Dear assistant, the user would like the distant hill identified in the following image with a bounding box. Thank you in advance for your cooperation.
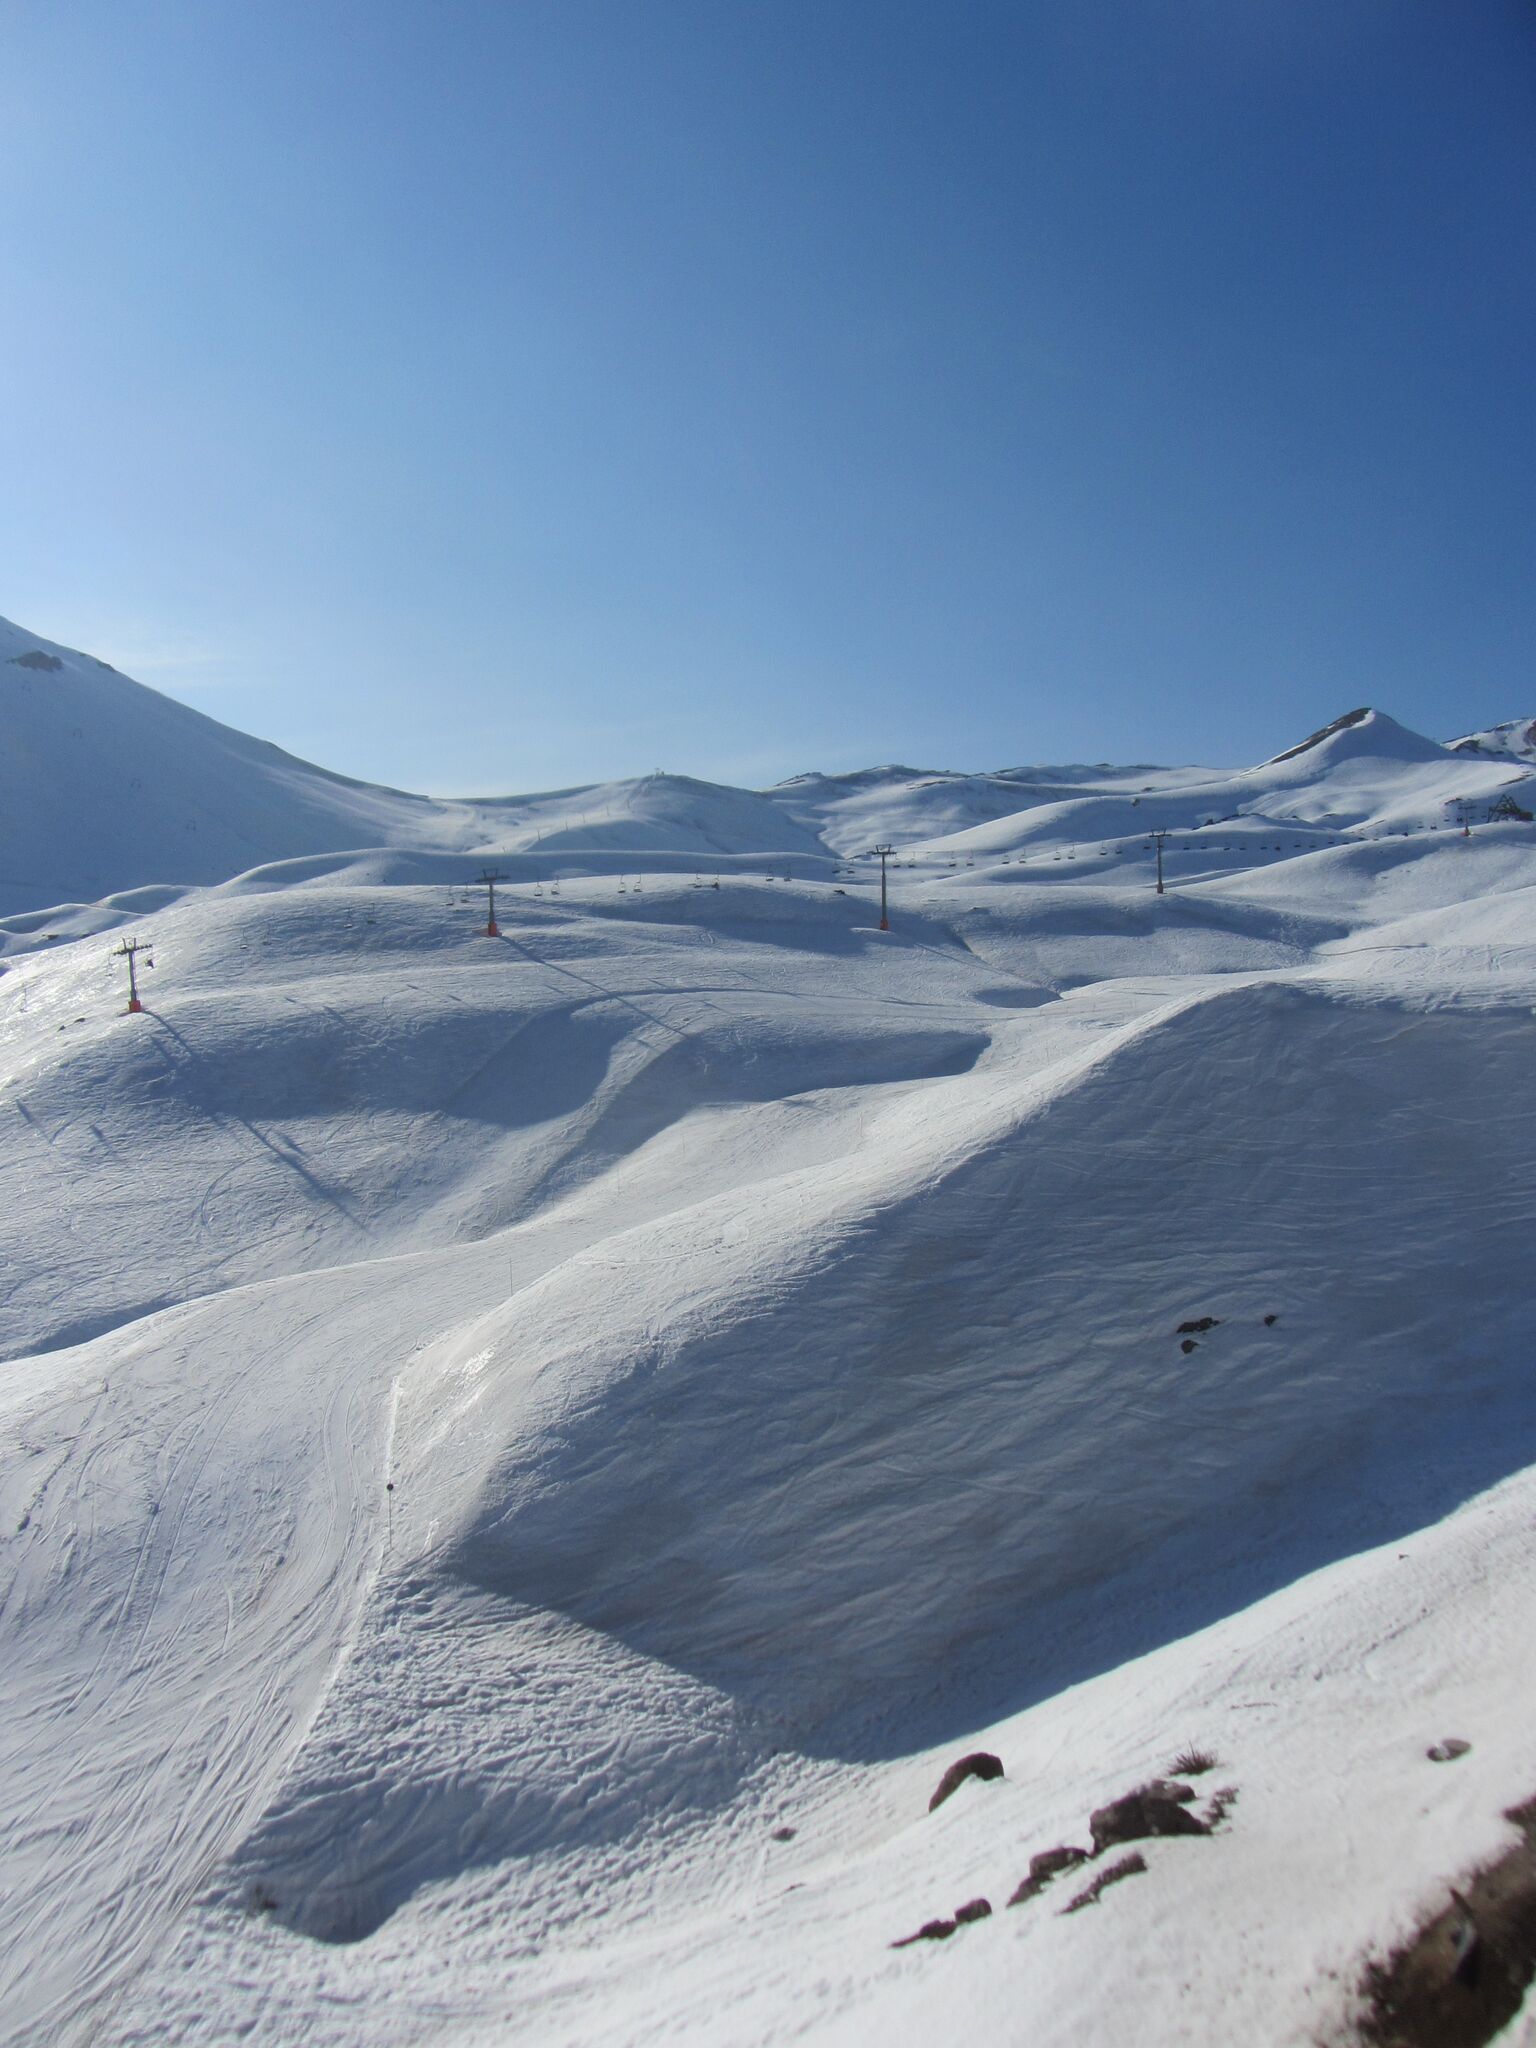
[4,608,1533,914]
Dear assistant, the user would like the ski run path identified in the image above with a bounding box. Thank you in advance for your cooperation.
[2,635,1536,2046]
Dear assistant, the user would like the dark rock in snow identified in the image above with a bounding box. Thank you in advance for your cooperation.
[1264,1313,1279,1326]
[1138,1778,1197,1804]
[9,650,62,672]
[928,1751,1005,1812]
[1062,1853,1147,1914]
[1090,1789,1210,1853]
[1358,1793,1536,2044]
[1204,1785,1240,1828]
[771,1825,797,1841]
[954,1898,992,1924]
[891,1917,956,1947]
[1176,1317,1221,1334]
[1008,1846,1089,1906]
[1427,1738,1472,1763]
[1181,1338,1198,1354]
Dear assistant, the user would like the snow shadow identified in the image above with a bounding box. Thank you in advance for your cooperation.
[445,985,1536,1762]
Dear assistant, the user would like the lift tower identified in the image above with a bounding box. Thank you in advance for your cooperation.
[114,936,152,1014]
[478,869,509,938]
[869,845,895,932]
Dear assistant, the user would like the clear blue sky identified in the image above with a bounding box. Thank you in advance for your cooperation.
[3,1,1534,792]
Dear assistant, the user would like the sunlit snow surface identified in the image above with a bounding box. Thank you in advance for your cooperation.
[3,625,1536,2045]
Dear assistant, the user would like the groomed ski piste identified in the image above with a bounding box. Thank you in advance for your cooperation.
[3,612,1536,2046]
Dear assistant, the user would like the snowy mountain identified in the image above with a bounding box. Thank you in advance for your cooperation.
[4,612,1536,2047]
[1450,714,1536,761]
[7,613,1534,927]
[0,615,822,919]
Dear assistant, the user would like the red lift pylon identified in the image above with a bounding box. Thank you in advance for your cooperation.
[114,936,152,1014]
[477,869,509,937]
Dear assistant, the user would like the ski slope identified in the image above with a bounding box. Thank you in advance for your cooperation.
[3,620,1536,2046]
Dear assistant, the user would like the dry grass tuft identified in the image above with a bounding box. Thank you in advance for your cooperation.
[1170,1745,1219,1777]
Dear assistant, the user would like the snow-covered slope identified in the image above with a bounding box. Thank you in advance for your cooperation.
[0,617,822,917]
[4,613,1536,2048]
[0,614,451,914]
[1451,715,1536,760]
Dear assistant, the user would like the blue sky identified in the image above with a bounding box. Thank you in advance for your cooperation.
[3,1,1534,792]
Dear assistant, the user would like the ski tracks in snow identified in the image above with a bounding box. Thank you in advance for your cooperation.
[0,1273,420,2047]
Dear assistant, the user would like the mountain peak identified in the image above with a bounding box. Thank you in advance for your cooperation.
[1263,706,1446,770]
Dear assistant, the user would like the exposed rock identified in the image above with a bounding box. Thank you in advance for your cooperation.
[1428,1739,1472,1764]
[1205,1785,1240,1828]
[928,1751,1005,1812]
[1138,1778,1197,1804]
[1176,1317,1221,1334]
[1268,706,1370,765]
[953,1898,992,1924]
[1180,1338,1198,1354]
[891,1917,956,1948]
[1062,1853,1147,1914]
[771,1825,797,1841]
[1089,1789,1210,1852]
[1360,1794,1536,2046]
[1008,1846,1088,1907]
[1264,1313,1279,1326]
[9,650,62,672]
